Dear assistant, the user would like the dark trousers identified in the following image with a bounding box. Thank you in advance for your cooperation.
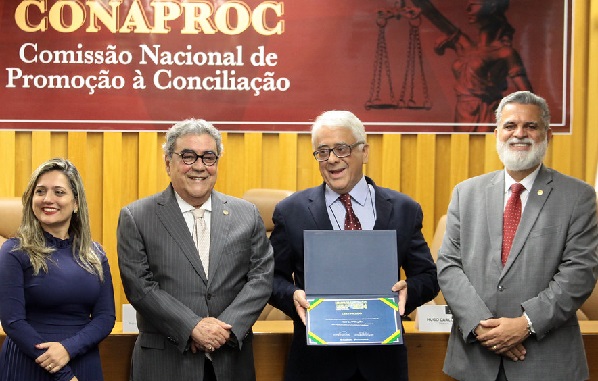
[346,370,367,381]
[204,360,217,381]
[496,360,508,381]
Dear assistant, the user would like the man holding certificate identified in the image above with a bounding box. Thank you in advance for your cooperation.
[269,110,439,381]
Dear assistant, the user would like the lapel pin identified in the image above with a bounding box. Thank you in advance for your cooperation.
[537,190,544,196]
[223,210,229,215]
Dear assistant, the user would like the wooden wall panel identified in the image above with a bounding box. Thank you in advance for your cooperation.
[449,134,470,186]
[243,132,264,194]
[482,135,502,174]
[67,132,88,181]
[261,134,280,189]
[588,1,598,186]
[220,133,247,197]
[581,0,596,184]
[31,131,52,173]
[275,133,299,191]
[51,132,68,159]
[156,133,171,192]
[123,133,139,204]
[416,135,436,239]
[14,133,31,198]
[365,134,383,186]
[102,133,123,314]
[86,133,104,252]
[219,132,229,195]
[400,135,418,198]
[434,135,452,223]
[464,135,481,177]
[380,134,402,192]
[137,133,154,199]
[0,131,16,196]
[551,135,573,176]
[297,133,321,190]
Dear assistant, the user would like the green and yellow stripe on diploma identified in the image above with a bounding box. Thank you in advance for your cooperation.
[307,298,402,345]
[308,298,324,310]
[379,297,401,344]
[308,331,327,344]
[307,299,327,344]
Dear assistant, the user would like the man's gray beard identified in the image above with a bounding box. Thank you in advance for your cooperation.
[496,137,547,171]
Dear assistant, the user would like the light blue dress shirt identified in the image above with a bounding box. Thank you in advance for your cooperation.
[325,177,376,230]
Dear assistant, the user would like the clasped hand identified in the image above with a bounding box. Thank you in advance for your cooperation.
[475,316,530,361]
[35,341,71,374]
[190,317,232,353]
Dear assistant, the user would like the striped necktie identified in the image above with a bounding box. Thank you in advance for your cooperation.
[192,208,210,277]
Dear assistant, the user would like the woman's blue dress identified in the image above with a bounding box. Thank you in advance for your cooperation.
[0,234,115,381]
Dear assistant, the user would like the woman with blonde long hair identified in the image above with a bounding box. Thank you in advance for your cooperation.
[0,158,115,381]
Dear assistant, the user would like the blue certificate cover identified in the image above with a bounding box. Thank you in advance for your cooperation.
[304,230,398,295]
[304,230,402,346]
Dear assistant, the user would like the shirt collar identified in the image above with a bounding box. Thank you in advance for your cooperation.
[325,176,368,207]
[503,165,541,194]
[174,191,212,214]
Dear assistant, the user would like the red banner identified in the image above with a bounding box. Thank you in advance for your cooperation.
[0,0,572,133]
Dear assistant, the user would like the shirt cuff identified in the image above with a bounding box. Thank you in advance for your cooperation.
[523,311,535,334]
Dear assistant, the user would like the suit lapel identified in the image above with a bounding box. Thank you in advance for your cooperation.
[503,166,553,273]
[373,185,392,230]
[486,172,506,270]
[307,185,334,230]
[155,186,207,282]
[207,191,229,285]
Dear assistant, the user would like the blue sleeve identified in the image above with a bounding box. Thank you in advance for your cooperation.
[0,241,116,381]
[0,241,75,380]
[61,245,116,358]
[401,204,440,315]
[269,204,301,320]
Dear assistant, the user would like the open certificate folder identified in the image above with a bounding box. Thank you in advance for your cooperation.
[304,230,403,346]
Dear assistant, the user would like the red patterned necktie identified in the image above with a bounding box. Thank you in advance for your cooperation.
[501,183,525,266]
[339,193,362,230]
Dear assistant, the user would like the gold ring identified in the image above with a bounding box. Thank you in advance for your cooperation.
[208,346,213,351]
[492,345,497,350]
[48,364,53,369]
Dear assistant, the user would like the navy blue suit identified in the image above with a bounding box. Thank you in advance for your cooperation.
[269,177,439,381]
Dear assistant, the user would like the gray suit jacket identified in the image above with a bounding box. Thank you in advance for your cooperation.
[117,185,274,381]
[437,165,598,381]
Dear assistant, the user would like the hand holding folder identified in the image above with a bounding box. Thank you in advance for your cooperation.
[304,230,403,345]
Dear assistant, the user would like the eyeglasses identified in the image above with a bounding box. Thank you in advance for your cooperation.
[313,142,365,162]
[173,150,219,166]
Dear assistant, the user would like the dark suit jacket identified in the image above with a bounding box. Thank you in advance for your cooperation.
[437,165,598,381]
[117,185,274,381]
[269,177,439,381]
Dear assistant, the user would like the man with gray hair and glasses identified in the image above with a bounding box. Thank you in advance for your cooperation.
[437,91,598,380]
[269,110,439,381]
[117,118,274,381]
